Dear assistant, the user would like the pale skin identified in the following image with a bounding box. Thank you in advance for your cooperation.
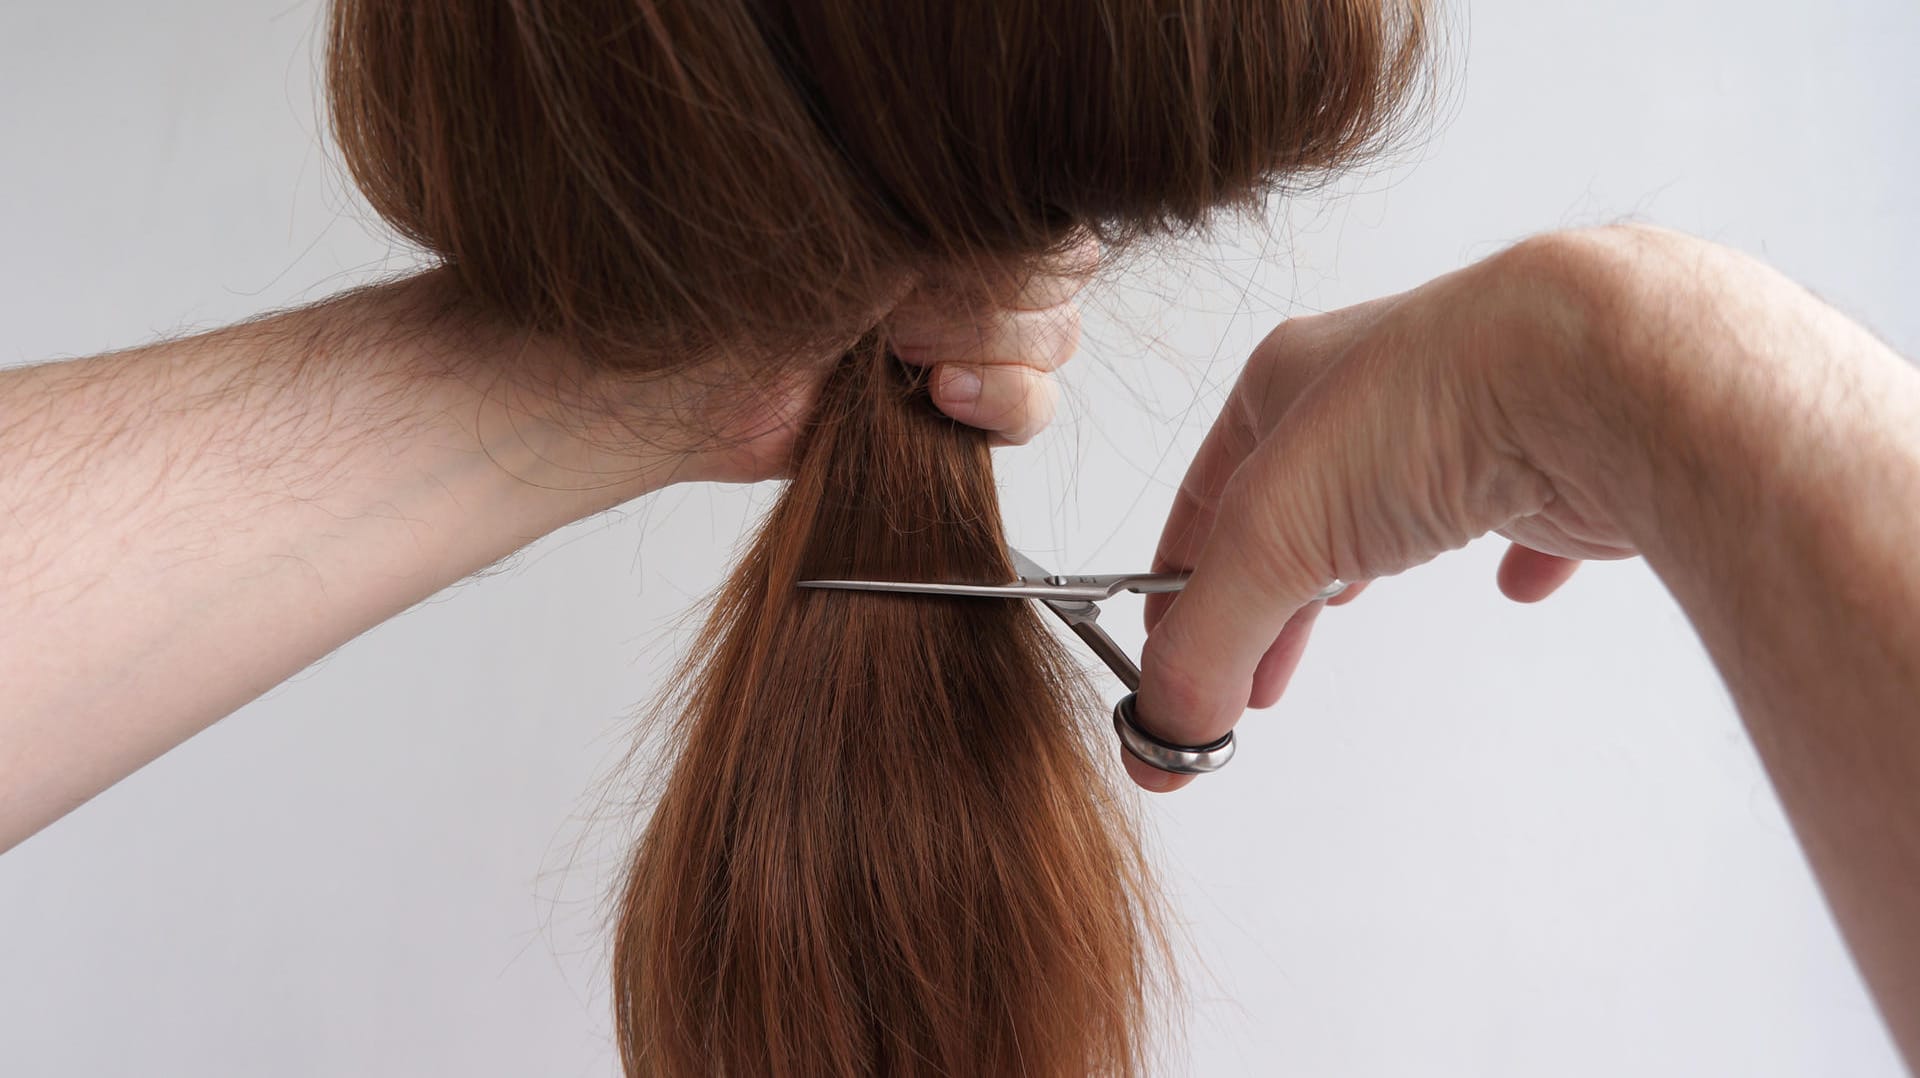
[0,264,1085,854]
[1135,224,1920,1065]
[1,224,1915,1064]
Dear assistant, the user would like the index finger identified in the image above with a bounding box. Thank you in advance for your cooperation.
[1141,392,1262,633]
[1004,232,1102,310]
[1142,308,1369,632]
[896,231,1099,321]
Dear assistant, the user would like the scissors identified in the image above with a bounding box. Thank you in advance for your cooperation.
[798,548,1346,775]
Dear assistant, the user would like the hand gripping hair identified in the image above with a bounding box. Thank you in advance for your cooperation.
[327,2,1429,1073]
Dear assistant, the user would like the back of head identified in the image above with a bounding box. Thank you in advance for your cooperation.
[328,0,1428,368]
[326,2,1430,1075]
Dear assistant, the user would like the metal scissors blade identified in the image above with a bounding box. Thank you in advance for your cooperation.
[797,547,1347,775]
[1008,549,1147,691]
[796,558,1189,605]
[797,549,1343,609]
[797,547,1178,691]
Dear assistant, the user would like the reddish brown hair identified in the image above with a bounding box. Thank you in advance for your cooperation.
[328,0,1427,370]
[327,1,1430,1073]
[614,346,1163,1073]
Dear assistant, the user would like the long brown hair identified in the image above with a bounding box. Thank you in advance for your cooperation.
[613,345,1162,1073]
[327,1,1430,1073]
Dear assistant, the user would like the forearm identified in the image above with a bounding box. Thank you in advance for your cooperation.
[0,276,667,851]
[1576,235,1920,1060]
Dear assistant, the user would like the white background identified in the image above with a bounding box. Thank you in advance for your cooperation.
[2,2,1915,1075]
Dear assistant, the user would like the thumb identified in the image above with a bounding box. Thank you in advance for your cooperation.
[1132,426,1349,754]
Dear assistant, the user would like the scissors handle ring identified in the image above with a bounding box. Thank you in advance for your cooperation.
[1111,692,1236,775]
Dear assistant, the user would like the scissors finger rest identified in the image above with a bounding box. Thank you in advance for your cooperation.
[1111,692,1235,775]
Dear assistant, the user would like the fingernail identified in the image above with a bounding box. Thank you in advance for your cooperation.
[938,366,982,405]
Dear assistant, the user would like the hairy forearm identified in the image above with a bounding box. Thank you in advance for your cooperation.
[0,276,667,850]
[1583,236,1920,1061]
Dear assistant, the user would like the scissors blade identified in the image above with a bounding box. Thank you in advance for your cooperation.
[799,547,1110,602]
[797,548,1150,690]
[793,577,1107,600]
[1006,550,1144,689]
[1002,548,1096,623]
[1007,548,1057,586]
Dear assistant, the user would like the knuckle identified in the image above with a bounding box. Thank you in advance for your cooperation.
[1006,305,1074,367]
[1501,227,1648,304]
[1062,232,1103,278]
[1015,239,1100,309]
[973,365,1040,425]
[1252,315,1320,365]
[1001,374,1057,443]
[1242,315,1339,413]
[1050,302,1082,367]
[1173,463,1228,520]
[1027,373,1059,420]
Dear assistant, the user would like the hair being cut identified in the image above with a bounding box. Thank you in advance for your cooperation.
[327,1,1430,1074]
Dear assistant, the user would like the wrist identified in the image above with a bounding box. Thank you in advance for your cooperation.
[348,272,697,526]
[1463,228,1661,536]
[1479,227,1801,558]
[1497,226,1920,572]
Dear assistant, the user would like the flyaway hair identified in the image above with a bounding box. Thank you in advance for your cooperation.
[326,1,1432,1074]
